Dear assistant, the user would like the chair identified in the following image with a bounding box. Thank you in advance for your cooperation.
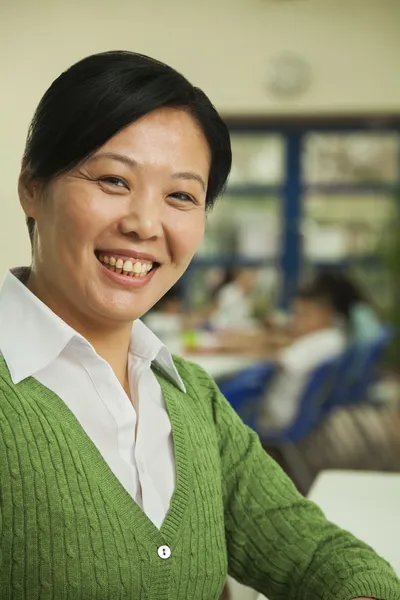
[218,362,276,430]
[322,344,359,413]
[261,357,339,444]
[259,357,339,492]
[323,326,394,415]
[326,326,394,414]
[346,326,394,405]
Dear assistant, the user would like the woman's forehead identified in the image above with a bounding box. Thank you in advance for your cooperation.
[94,108,211,171]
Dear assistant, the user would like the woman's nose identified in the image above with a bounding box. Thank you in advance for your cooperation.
[119,194,163,240]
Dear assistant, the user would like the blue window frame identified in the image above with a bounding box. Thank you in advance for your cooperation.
[183,116,400,311]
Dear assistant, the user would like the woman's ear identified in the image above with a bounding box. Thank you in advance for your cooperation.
[18,171,41,219]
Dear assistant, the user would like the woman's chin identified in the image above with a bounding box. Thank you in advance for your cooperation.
[85,291,148,324]
[84,277,172,325]
[104,303,147,323]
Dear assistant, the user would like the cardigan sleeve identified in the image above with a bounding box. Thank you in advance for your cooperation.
[179,359,400,600]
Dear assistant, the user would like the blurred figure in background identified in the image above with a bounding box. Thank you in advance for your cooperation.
[210,268,257,330]
[261,271,380,431]
[312,271,381,345]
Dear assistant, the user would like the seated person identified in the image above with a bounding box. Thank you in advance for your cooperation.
[210,268,258,330]
[311,271,382,345]
[261,278,348,431]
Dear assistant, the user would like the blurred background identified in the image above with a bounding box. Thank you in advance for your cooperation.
[1,1,399,597]
[1,0,399,341]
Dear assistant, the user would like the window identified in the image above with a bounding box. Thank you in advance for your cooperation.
[183,120,400,312]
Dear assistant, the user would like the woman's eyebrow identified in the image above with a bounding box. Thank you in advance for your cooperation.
[86,152,207,191]
[86,152,137,169]
[171,172,206,192]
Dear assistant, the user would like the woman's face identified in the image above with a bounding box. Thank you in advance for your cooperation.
[22,108,210,327]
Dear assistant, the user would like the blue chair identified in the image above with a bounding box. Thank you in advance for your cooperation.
[322,326,394,418]
[218,362,276,430]
[261,357,338,444]
[345,326,394,405]
[322,344,359,413]
[259,357,339,492]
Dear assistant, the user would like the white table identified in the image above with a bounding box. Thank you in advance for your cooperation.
[182,353,260,381]
[232,470,400,600]
[308,470,400,576]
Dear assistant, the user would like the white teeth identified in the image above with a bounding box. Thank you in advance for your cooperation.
[98,253,154,278]
[123,260,133,273]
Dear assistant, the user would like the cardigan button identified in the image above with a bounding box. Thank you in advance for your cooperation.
[157,545,171,560]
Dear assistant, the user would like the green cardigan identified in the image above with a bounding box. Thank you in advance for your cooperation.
[0,355,398,600]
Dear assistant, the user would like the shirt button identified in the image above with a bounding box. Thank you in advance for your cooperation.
[157,545,171,560]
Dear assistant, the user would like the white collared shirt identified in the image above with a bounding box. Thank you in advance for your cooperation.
[0,269,186,529]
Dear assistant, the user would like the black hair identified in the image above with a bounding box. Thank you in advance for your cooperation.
[22,50,232,244]
[296,270,368,327]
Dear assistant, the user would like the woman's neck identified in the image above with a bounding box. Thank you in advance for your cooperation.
[87,329,133,401]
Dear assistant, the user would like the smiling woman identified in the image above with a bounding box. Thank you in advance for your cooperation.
[18,52,226,337]
[0,51,398,600]
[20,107,211,330]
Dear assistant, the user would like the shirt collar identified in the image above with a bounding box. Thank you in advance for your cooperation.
[0,267,185,392]
[129,319,186,392]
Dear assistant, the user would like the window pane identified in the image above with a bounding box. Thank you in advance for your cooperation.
[300,262,394,313]
[196,196,281,259]
[303,133,400,184]
[304,193,397,260]
[229,134,284,186]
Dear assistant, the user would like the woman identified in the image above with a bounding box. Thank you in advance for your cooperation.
[0,51,398,600]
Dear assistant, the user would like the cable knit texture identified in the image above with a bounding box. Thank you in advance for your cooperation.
[0,355,398,600]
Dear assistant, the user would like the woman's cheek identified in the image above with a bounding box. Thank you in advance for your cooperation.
[167,210,205,257]
[181,219,205,259]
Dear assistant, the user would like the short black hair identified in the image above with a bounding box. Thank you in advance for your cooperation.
[22,50,232,244]
[296,286,333,305]
[296,270,367,325]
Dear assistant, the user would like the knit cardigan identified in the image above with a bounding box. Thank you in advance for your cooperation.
[0,355,398,600]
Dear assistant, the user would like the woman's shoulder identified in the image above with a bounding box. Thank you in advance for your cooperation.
[171,354,217,399]
[170,354,251,442]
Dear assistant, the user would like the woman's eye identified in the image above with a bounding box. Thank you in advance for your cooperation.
[169,192,195,203]
[99,176,128,189]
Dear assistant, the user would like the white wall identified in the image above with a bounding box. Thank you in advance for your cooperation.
[1,0,399,275]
